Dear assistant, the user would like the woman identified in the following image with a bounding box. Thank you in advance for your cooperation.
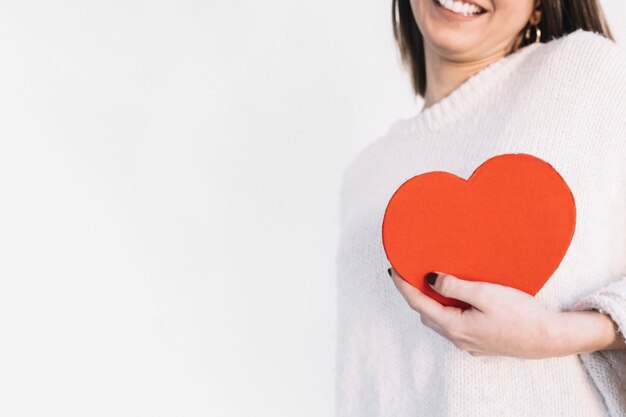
[334,0,626,416]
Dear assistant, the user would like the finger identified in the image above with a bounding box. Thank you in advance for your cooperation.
[426,271,490,311]
[388,267,448,319]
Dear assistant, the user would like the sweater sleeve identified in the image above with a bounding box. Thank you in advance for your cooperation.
[570,282,626,416]
[564,29,626,417]
[570,166,626,417]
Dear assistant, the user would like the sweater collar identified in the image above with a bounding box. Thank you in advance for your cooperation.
[409,41,544,134]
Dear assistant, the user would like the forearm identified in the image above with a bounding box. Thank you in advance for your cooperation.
[550,310,626,356]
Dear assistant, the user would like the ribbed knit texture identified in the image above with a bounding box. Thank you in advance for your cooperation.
[334,29,626,417]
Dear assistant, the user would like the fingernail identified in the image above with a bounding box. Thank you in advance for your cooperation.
[425,272,438,286]
[387,268,392,277]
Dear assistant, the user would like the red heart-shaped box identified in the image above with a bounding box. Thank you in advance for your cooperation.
[381,153,576,309]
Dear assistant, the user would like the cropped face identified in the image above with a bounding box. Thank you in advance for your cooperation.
[411,0,540,60]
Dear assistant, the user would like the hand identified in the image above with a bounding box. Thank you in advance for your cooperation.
[387,268,563,359]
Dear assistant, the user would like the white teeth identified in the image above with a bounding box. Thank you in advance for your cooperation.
[460,3,474,14]
[437,0,484,16]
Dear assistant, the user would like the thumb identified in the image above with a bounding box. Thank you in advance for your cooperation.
[425,271,489,310]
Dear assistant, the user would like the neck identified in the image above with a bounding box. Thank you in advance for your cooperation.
[421,43,513,111]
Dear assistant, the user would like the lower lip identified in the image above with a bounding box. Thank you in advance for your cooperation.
[432,0,487,21]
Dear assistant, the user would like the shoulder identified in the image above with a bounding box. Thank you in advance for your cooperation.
[563,29,625,71]
[518,29,626,123]
[549,28,620,50]
[536,29,626,89]
[338,118,408,196]
[547,30,626,156]
[542,28,624,59]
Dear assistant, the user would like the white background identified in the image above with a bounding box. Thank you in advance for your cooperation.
[0,1,624,416]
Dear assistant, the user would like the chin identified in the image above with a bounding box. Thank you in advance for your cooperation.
[424,30,481,55]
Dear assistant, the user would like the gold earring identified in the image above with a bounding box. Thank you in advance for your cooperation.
[524,23,541,43]
[535,25,541,43]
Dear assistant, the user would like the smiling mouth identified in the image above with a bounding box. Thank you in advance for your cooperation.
[432,0,488,16]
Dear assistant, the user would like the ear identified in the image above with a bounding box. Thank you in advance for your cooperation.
[532,0,542,24]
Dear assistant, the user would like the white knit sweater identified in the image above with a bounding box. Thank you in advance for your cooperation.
[334,29,626,417]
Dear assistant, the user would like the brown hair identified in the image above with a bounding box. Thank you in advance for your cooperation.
[392,0,615,97]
